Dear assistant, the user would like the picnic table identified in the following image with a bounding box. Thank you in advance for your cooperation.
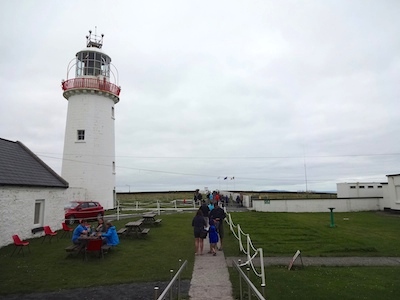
[124,220,150,238]
[142,213,162,225]
[66,235,107,257]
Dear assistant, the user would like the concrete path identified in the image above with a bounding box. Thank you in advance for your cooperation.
[188,238,234,300]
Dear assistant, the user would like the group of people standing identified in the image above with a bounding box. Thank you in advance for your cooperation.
[192,194,226,256]
[195,190,243,207]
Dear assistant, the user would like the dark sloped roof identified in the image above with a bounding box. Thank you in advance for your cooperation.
[0,138,68,188]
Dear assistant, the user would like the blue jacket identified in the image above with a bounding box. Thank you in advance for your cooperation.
[101,226,119,246]
[72,224,87,243]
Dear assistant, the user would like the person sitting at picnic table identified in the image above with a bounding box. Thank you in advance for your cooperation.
[95,217,107,234]
[72,219,89,245]
[99,220,119,246]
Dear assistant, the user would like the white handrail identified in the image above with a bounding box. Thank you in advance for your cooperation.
[225,212,266,289]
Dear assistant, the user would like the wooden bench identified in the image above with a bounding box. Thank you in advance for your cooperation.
[154,219,162,225]
[117,228,127,235]
[140,228,150,237]
[101,245,112,253]
[65,244,81,257]
[65,245,80,252]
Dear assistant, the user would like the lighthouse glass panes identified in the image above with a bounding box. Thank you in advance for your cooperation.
[75,52,111,78]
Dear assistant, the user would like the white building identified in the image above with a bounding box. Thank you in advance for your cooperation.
[0,138,85,248]
[336,182,384,198]
[61,31,121,210]
[251,176,400,213]
[385,174,400,211]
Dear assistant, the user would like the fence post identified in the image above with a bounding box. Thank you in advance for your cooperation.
[247,267,251,299]
[238,224,244,252]
[169,269,174,299]
[258,248,266,297]
[178,259,182,300]
[247,234,251,261]
[238,259,243,300]
[228,213,234,233]
[136,201,139,211]
[154,286,159,300]
[116,200,120,221]
[157,200,161,215]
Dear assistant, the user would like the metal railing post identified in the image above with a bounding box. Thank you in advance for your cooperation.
[169,269,174,299]
[233,260,265,300]
[238,259,243,300]
[258,248,266,289]
[178,259,182,300]
[154,286,159,300]
[247,267,251,299]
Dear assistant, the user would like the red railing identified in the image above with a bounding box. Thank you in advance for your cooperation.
[62,78,121,97]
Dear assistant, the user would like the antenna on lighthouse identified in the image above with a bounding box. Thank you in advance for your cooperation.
[86,28,104,49]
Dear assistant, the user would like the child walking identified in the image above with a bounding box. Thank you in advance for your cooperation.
[208,219,219,256]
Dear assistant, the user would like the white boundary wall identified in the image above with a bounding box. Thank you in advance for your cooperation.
[251,198,381,213]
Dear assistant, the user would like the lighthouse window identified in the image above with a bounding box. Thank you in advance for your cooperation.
[77,130,85,141]
[76,51,111,78]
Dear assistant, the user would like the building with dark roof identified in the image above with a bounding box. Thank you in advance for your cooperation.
[0,138,86,248]
[0,138,69,188]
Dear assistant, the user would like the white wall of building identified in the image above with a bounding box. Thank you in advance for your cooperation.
[337,182,384,198]
[251,198,381,213]
[381,184,391,210]
[62,92,116,209]
[387,175,400,211]
[0,186,86,248]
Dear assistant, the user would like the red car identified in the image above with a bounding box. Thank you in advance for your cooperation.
[64,201,104,225]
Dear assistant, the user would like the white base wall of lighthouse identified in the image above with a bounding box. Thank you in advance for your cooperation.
[62,93,116,209]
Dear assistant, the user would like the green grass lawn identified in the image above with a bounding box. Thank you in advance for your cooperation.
[229,266,400,300]
[223,211,400,257]
[0,212,196,295]
[2,209,400,298]
[224,211,400,299]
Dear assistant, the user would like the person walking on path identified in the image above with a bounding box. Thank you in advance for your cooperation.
[189,237,233,300]
[199,200,210,229]
[209,202,226,251]
[208,219,219,256]
[192,210,206,255]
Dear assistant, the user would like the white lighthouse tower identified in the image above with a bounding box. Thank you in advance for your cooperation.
[61,30,121,210]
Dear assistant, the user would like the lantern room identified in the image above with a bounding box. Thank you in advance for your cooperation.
[75,31,111,78]
[61,30,120,101]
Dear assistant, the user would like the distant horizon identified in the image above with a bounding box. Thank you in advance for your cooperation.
[115,189,338,194]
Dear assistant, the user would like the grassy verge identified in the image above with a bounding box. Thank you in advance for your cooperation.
[0,212,195,295]
[229,266,400,300]
[223,211,400,257]
[224,211,400,299]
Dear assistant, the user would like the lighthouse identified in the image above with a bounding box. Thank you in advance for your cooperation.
[61,30,121,210]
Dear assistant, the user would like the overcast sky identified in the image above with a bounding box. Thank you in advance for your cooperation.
[1,0,399,193]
